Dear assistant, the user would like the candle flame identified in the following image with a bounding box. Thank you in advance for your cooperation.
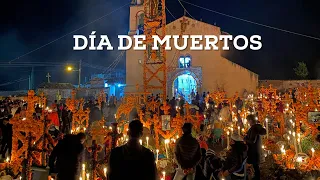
[296,157,302,162]
[311,148,315,153]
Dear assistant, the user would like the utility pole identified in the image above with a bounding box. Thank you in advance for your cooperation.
[28,75,31,90]
[78,59,82,88]
[31,67,34,89]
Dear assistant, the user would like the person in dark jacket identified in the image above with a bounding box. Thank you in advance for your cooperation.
[108,120,157,180]
[174,123,201,180]
[89,104,102,125]
[0,118,12,159]
[61,106,71,134]
[244,114,266,180]
[219,134,247,180]
[49,132,86,180]
[203,149,222,180]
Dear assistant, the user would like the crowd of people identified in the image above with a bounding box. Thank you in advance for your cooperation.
[49,115,266,180]
[0,92,267,180]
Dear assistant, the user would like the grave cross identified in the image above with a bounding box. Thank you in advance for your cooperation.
[46,73,51,83]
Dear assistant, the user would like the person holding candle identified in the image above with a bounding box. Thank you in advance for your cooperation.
[218,134,248,180]
[244,115,266,180]
[108,120,157,180]
[173,123,201,180]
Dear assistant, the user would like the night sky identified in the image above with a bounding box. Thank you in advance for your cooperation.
[0,0,319,90]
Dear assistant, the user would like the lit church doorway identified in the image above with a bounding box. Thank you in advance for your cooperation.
[173,73,197,103]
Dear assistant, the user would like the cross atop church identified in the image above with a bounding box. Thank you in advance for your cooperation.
[46,72,51,83]
[180,17,190,34]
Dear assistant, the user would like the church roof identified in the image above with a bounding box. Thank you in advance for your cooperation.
[167,16,221,30]
[166,16,258,77]
[38,82,75,89]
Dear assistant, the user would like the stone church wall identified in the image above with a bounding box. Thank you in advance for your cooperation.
[126,9,259,98]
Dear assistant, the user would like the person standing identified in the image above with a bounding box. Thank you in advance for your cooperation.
[49,133,86,180]
[0,118,12,159]
[174,123,201,180]
[244,115,266,180]
[108,120,157,180]
[89,103,102,125]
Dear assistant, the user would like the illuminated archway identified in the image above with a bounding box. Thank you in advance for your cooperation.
[173,73,197,102]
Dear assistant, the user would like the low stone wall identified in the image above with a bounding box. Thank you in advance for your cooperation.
[259,80,320,91]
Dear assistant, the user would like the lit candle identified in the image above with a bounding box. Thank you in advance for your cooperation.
[237,126,240,135]
[265,118,269,139]
[162,171,166,180]
[86,173,89,180]
[104,168,107,177]
[311,148,315,158]
[79,178,82,180]
[156,149,159,162]
[297,138,302,153]
[82,164,85,180]
[139,139,142,145]
[293,132,298,155]
[227,131,230,150]
[287,136,290,144]
[146,136,149,147]
[165,139,169,158]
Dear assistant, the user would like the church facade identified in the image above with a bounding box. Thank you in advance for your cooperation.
[126,2,259,99]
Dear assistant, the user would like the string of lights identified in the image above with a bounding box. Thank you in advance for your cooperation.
[179,0,320,41]
[8,2,131,63]
[166,7,176,19]
[177,0,195,19]
[0,78,29,87]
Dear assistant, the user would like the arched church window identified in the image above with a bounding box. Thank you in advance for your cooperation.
[136,12,144,35]
[185,56,191,67]
[179,56,191,68]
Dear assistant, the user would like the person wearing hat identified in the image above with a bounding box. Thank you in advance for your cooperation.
[244,114,266,180]
[219,134,247,180]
